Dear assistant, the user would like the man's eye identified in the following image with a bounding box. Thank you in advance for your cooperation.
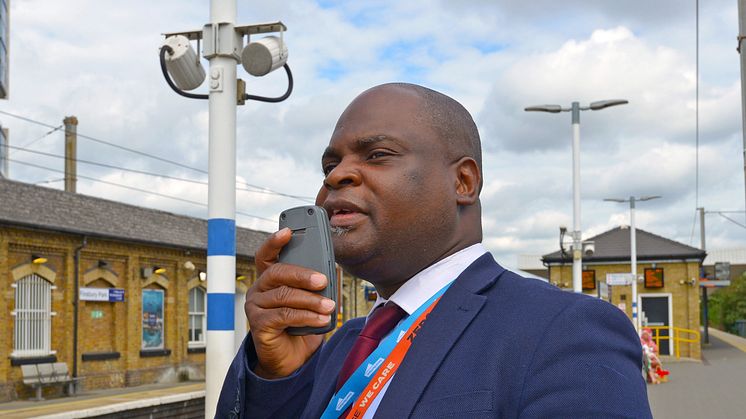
[369,151,390,160]
[323,164,337,176]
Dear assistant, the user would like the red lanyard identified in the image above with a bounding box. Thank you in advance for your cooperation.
[344,295,443,419]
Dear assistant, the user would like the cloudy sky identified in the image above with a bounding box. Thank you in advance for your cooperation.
[1,0,744,267]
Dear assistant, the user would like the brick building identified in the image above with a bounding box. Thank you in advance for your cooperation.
[0,178,268,401]
[543,226,706,359]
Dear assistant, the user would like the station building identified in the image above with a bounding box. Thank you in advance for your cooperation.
[542,226,706,360]
[0,178,269,401]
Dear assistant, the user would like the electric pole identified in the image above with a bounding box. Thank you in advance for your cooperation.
[699,207,709,344]
[738,0,746,217]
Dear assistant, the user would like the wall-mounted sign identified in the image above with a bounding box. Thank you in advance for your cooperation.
[91,310,104,319]
[80,287,125,302]
[606,273,634,286]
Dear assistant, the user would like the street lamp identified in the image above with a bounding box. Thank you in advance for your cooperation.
[525,100,628,293]
[604,195,661,331]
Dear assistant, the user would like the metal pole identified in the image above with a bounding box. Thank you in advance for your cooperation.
[571,102,582,293]
[699,206,709,344]
[630,197,639,332]
[699,207,706,251]
[738,0,746,221]
[205,0,238,417]
[63,116,78,193]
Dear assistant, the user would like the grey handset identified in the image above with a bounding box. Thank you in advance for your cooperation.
[279,205,338,335]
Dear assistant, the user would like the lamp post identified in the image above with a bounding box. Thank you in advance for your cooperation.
[525,100,628,293]
[604,195,661,332]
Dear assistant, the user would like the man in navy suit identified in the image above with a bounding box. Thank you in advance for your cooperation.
[217,83,652,418]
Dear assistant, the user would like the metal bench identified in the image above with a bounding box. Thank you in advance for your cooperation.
[21,362,79,401]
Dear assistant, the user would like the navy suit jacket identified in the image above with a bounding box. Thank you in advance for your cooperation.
[216,253,652,418]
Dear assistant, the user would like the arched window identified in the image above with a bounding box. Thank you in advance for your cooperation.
[188,287,206,347]
[12,274,54,357]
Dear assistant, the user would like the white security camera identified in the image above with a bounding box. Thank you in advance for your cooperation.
[183,261,196,271]
[162,35,206,91]
[241,36,288,77]
[583,241,595,257]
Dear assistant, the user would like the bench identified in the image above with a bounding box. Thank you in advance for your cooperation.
[21,362,79,401]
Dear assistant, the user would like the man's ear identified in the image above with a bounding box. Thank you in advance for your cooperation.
[453,157,480,206]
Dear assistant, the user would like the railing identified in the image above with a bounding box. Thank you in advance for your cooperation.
[645,325,701,359]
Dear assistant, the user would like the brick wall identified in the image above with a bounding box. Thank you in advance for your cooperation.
[0,225,257,402]
[549,260,702,359]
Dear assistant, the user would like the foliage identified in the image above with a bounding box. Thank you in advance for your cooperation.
[707,273,746,334]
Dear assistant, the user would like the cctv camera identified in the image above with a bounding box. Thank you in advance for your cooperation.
[162,35,206,91]
[241,36,288,77]
[583,241,595,257]
[183,261,196,271]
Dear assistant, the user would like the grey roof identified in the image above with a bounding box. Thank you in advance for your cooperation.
[0,178,269,258]
[542,226,706,264]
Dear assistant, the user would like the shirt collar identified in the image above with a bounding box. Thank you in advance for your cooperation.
[369,243,488,317]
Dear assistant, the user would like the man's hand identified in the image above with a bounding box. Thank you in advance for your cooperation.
[245,228,336,379]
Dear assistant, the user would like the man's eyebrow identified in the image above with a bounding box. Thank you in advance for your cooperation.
[321,147,337,161]
[354,135,402,150]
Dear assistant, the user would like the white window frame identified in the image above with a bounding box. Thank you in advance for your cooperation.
[188,286,206,348]
[11,274,56,358]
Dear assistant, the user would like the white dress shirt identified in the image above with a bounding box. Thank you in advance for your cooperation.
[357,243,487,418]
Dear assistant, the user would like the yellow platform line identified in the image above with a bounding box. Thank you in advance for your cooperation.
[0,382,205,419]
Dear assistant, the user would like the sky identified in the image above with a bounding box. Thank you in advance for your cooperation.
[1,0,744,268]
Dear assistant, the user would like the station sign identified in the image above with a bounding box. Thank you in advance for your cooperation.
[80,287,125,302]
[606,273,635,286]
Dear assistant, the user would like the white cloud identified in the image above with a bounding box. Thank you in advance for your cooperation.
[1,0,743,269]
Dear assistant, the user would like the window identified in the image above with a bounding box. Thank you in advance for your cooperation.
[189,287,206,347]
[582,270,596,290]
[645,268,664,289]
[12,274,54,357]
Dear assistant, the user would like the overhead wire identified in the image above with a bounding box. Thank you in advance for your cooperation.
[0,109,316,201]
[9,157,276,224]
[715,212,746,229]
[34,178,64,185]
[5,143,314,202]
[8,124,63,156]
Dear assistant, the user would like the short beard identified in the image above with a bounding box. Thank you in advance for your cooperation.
[330,226,352,236]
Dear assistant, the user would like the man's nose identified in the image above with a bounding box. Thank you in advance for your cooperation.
[324,159,362,190]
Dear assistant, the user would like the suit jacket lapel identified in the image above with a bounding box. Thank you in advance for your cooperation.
[374,254,505,418]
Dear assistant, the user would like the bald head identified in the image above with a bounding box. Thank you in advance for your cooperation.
[320,82,484,291]
[340,83,483,188]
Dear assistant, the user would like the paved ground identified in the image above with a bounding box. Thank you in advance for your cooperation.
[2,330,745,418]
[647,329,746,419]
[0,381,204,418]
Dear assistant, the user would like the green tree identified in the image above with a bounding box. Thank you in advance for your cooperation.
[707,273,746,334]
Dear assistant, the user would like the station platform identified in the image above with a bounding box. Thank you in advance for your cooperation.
[0,381,204,419]
[648,328,746,419]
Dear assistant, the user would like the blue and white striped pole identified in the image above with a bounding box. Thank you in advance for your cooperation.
[205,0,238,417]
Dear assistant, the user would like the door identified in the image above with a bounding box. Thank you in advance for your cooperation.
[640,295,671,355]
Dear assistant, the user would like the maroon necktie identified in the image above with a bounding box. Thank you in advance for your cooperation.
[336,302,407,391]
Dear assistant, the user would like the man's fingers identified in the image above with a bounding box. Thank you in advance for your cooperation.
[254,307,332,331]
[255,228,292,274]
[255,263,328,292]
[252,286,336,314]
